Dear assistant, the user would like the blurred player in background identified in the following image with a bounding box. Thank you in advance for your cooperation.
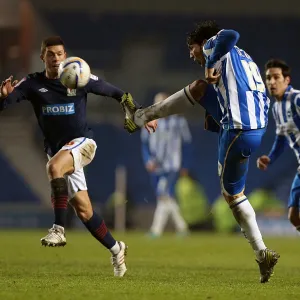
[122,20,279,283]
[141,92,191,237]
[257,59,300,232]
[0,36,157,277]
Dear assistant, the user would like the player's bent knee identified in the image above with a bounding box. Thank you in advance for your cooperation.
[189,80,208,102]
[46,161,63,178]
[223,191,246,207]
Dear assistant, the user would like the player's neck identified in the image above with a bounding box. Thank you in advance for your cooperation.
[45,70,59,80]
[275,94,284,101]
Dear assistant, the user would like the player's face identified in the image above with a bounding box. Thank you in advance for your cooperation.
[41,45,66,76]
[265,68,290,99]
[188,43,205,66]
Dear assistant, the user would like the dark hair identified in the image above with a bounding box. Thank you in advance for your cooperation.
[264,59,291,78]
[187,20,220,46]
[41,36,65,55]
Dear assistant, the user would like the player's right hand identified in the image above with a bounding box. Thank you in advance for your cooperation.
[146,161,157,173]
[257,155,270,171]
[0,76,18,98]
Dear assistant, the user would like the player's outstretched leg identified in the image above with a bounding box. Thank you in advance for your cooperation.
[122,87,197,133]
[70,191,128,277]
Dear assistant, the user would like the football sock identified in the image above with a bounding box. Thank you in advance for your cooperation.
[230,196,266,260]
[51,178,68,227]
[83,211,117,250]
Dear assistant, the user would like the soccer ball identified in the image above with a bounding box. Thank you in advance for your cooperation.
[58,57,91,89]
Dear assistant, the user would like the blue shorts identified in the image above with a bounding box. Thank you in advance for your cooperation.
[151,172,179,198]
[218,128,266,196]
[288,173,300,208]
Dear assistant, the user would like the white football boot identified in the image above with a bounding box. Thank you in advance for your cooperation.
[41,224,67,247]
[111,241,128,277]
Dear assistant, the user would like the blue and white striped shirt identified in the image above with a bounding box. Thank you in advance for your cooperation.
[269,86,300,166]
[203,30,270,130]
[141,115,192,174]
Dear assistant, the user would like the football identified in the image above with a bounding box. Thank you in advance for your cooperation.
[58,56,91,89]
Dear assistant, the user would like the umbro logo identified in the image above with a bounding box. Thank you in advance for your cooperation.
[39,88,48,93]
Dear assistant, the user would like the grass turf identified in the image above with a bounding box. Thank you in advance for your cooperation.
[0,230,299,300]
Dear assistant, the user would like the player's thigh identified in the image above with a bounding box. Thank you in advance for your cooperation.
[218,129,264,196]
[47,150,74,177]
[67,170,93,219]
[154,172,179,198]
[65,167,88,200]
[288,173,300,208]
[61,137,97,172]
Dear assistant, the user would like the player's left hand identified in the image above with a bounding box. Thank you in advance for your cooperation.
[205,67,221,84]
[144,120,157,133]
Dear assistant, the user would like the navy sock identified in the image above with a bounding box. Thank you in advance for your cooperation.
[84,211,116,249]
[50,178,68,227]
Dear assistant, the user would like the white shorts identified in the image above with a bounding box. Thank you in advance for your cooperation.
[49,137,97,199]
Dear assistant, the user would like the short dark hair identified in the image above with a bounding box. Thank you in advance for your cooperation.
[41,36,65,55]
[187,20,220,46]
[264,59,291,78]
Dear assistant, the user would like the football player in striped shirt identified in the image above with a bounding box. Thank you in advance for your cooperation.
[141,92,191,237]
[257,59,300,232]
[121,20,279,283]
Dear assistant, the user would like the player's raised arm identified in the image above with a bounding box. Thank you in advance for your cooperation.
[0,76,28,110]
[84,74,157,133]
[84,74,125,100]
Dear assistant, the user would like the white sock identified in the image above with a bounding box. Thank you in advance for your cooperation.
[110,242,121,255]
[230,197,266,260]
[168,198,187,232]
[134,87,195,126]
[150,199,170,235]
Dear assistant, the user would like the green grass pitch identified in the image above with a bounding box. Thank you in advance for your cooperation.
[1,230,300,300]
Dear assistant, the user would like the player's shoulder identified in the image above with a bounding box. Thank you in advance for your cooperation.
[14,72,43,88]
[203,30,224,50]
[287,87,300,102]
[89,74,99,81]
[85,74,101,87]
[290,88,300,96]
[26,71,44,80]
[203,36,217,51]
